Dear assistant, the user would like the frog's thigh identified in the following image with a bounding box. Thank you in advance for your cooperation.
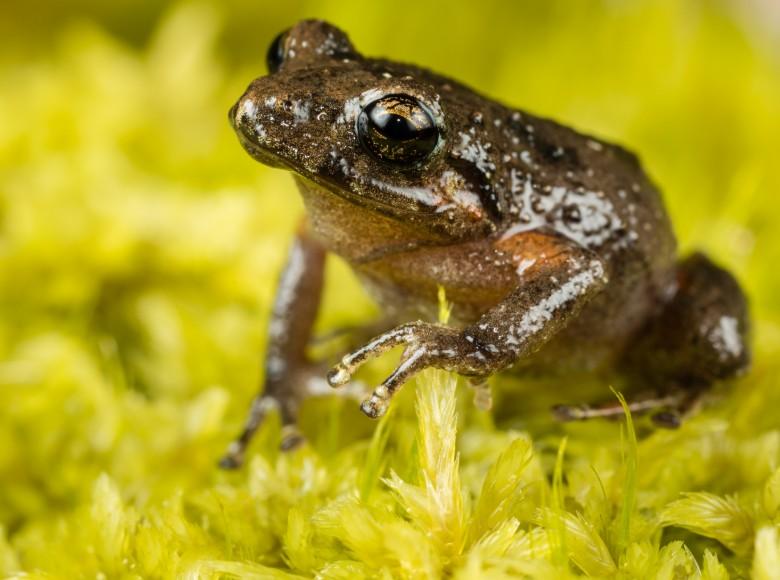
[623,252,750,387]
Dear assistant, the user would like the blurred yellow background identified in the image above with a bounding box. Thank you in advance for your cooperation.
[1,0,780,577]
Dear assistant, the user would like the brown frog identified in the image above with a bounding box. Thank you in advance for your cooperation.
[219,20,750,468]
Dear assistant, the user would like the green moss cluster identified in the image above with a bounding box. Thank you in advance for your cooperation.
[1,1,779,577]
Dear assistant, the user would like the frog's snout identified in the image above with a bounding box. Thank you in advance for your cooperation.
[229,95,262,145]
[229,91,296,170]
[228,102,239,130]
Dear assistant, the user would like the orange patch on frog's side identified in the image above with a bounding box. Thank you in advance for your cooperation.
[494,230,572,276]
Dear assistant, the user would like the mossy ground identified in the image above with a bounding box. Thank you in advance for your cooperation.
[1,1,780,578]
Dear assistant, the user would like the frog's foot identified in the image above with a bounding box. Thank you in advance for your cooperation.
[219,395,279,469]
[219,369,364,469]
[551,388,704,428]
[468,376,493,411]
[327,321,494,418]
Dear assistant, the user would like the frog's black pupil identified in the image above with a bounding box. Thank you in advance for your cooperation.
[372,111,420,141]
[357,94,439,164]
[266,30,288,74]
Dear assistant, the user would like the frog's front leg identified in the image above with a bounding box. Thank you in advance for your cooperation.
[328,235,608,418]
[220,225,326,469]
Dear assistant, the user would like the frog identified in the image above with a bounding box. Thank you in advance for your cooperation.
[219,19,750,468]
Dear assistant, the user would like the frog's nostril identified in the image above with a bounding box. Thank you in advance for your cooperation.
[228,103,238,129]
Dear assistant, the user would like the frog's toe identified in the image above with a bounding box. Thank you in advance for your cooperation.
[468,377,493,410]
[218,445,245,469]
[280,425,306,450]
[360,347,431,419]
[360,394,388,418]
[651,410,682,429]
[218,395,281,469]
[327,364,352,387]
[326,322,430,387]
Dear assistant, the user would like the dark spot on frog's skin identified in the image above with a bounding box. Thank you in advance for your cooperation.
[537,139,581,168]
[530,194,545,214]
[507,114,536,142]
[563,204,582,224]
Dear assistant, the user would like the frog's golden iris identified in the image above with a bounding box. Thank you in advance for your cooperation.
[356,94,439,164]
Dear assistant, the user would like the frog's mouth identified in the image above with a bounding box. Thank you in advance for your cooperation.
[292,174,414,216]
[234,132,290,170]
[230,108,292,171]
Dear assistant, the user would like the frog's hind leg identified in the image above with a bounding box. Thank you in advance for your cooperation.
[626,252,750,385]
[555,252,750,427]
[552,390,701,428]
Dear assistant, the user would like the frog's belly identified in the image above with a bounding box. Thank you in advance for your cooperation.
[350,232,538,325]
[354,255,670,376]
[353,267,513,326]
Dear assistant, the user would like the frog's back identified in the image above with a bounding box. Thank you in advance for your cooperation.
[505,109,678,269]
[497,112,681,372]
[370,58,677,278]
[431,77,681,369]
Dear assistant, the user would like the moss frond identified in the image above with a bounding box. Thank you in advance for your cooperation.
[659,492,754,555]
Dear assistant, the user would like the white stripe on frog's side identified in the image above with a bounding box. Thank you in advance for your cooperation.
[368,178,443,207]
[328,150,443,208]
[502,174,625,248]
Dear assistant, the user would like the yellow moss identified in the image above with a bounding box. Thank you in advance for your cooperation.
[752,526,780,580]
[659,492,755,555]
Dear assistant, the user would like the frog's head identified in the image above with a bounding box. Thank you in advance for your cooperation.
[231,20,505,241]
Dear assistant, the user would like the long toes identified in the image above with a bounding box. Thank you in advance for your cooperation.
[328,324,423,388]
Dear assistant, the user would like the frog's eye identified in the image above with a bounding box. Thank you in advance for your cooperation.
[266,30,289,74]
[357,94,439,165]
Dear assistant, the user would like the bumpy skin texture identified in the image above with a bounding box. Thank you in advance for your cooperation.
[219,20,750,467]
